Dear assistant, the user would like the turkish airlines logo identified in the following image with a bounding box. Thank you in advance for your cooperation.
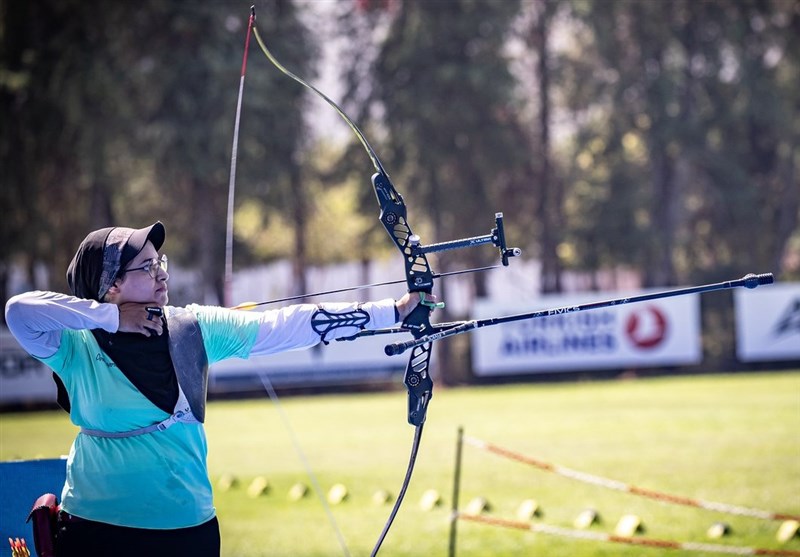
[625,305,668,349]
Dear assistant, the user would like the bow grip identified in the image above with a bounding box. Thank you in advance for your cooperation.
[401,300,433,336]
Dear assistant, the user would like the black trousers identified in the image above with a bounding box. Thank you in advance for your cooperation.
[55,514,220,557]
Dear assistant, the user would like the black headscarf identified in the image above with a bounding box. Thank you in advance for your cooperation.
[67,223,165,301]
[57,222,176,414]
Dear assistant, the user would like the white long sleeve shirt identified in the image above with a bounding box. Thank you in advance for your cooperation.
[5,290,399,359]
[4,291,399,529]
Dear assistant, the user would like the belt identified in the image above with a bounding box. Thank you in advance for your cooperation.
[57,511,88,524]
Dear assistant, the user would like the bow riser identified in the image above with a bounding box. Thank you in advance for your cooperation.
[371,172,436,425]
[373,172,435,292]
[406,344,434,426]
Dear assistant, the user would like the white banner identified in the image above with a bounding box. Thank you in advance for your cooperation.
[209,333,405,392]
[734,282,800,362]
[0,329,57,404]
[472,290,702,375]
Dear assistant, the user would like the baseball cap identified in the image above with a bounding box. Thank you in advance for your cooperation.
[67,222,166,301]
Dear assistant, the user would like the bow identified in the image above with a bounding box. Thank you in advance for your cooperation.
[249,7,519,555]
[236,8,777,557]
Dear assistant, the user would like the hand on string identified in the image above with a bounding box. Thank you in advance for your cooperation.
[117,303,164,336]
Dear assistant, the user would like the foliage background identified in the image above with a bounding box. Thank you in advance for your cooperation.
[2,0,798,377]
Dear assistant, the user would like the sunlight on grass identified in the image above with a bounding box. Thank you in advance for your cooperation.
[2,372,799,556]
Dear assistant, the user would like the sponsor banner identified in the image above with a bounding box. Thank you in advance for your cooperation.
[0,329,57,404]
[734,282,800,363]
[472,291,702,375]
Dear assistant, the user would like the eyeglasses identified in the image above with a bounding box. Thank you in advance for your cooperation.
[123,254,168,279]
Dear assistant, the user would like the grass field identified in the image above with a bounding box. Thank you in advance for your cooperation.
[1,371,799,556]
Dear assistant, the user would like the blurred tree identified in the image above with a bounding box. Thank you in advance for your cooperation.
[561,0,799,288]
[233,0,316,301]
[336,0,532,382]
[358,0,530,291]
[527,0,562,293]
[0,0,314,306]
[111,0,314,304]
[1,0,136,297]
[558,0,799,368]
[3,0,797,379]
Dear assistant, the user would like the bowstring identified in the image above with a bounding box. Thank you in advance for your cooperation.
[230,265,502,310]
[257,372,352,557]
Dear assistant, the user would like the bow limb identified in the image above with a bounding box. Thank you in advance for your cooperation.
[252,12,434,555]
[251,25,386,177]
[254,16,437,427]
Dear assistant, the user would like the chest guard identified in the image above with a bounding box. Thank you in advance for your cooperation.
[166,306,209,423]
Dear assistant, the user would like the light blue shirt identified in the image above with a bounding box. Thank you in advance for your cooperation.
[39,304,262,529]
[8,292,397,529]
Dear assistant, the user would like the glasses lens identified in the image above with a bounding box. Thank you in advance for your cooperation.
[147,255,168,278]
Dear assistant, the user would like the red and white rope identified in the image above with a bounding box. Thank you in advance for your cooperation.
[457,513,800,556]
[463,435,799,522]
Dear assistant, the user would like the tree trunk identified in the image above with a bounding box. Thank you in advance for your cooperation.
[532,0,560,294]
[428,165,454,385]
[648,148,676,287]
[289,161,308,299]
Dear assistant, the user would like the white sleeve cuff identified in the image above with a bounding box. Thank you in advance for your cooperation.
[361,297,400,330]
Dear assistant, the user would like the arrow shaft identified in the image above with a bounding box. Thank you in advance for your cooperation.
[229,265,502,309]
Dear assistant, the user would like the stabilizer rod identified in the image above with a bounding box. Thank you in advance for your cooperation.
[384,272,774,356]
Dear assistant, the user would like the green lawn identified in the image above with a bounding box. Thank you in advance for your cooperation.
[2,371,799,556]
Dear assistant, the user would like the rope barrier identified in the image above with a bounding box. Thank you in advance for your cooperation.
[463,435,799,522]
[456,513,800,556]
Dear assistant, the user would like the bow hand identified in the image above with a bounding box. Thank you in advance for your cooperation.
[395,291,440,322]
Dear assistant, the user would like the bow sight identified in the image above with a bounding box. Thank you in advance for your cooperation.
[374,169,521,293]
